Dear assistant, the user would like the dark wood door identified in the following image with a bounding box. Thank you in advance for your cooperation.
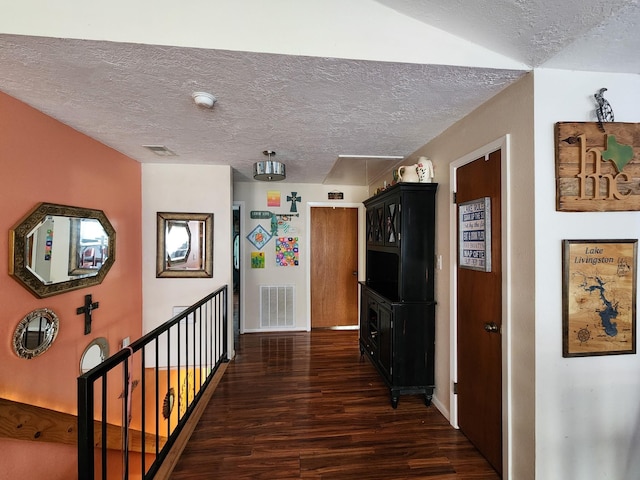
[310,207,358,328]
[456,150,503,475]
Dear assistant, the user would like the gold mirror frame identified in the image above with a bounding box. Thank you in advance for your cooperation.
[13,308,60,359]
[156,212,213,278]
[9,203,116,298]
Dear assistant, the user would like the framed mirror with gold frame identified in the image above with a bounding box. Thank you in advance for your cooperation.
[156,212,213,278]
[9,202,116,298]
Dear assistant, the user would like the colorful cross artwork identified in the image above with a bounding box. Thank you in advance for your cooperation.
[276,237,299,267]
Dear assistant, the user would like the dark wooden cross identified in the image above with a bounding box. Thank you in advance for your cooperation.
[76,294,99,335]
[287,192,302,213]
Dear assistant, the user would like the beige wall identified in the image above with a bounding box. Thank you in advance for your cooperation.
[422,74,535,479]
[371,74,536,478]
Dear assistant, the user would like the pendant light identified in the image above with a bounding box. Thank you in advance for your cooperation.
[253,150,286,181]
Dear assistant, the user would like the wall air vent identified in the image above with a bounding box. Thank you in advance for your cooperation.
[260,285,294,328]
[142,145,177,156]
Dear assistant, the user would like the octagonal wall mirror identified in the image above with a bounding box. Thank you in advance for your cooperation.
[9,203,116,298]
[156,212,213,278]
[13,308,59,359]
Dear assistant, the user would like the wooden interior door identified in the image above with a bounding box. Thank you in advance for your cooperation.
[310,207,358,328]
[456,150,503,475]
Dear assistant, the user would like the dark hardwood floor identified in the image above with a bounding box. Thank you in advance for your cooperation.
[170,330,500,479]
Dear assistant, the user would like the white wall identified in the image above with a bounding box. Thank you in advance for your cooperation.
[234,181,368,332]
[533,70,640,480]
[142,164,233,355]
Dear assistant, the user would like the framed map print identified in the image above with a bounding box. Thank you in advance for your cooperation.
[562,239,637,357]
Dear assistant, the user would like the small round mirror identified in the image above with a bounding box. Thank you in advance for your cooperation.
[80,337,109,374]
[13,308,59,359]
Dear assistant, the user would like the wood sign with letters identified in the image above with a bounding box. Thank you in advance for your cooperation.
[555,122,640,211]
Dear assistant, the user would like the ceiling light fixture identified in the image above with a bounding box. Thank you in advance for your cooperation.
[254,150,286,181]
[192,91,216,108]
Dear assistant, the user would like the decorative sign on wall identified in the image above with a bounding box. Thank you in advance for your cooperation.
[458,197,491,272]
[562,239,637,357]
[555,122,640,211]
[246,224,271,250]
[276,237,299,267]
[250,210,272,219]
[328,191,344,200]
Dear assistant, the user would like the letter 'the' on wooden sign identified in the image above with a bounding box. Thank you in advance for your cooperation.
[555,122,640,212]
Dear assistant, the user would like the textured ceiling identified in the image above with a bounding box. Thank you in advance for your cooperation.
[0,0,638,184]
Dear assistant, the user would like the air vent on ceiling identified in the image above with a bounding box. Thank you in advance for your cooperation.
[142,145,177,156]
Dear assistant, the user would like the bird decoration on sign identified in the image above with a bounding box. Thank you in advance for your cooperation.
[594,87,614,132]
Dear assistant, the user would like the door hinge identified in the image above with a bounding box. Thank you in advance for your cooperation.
[453,192,457,204]
[453,382,458,394]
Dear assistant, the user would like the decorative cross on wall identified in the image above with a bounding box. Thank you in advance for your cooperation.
[287,192,302,213]
[76,293,100,335]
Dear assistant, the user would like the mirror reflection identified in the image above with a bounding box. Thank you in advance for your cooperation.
[25,216,109,282]
[156,212,213,278]
[80,337,109,374]
[10,203,116,298]
[166,221,191,264]
[13,308,59,359]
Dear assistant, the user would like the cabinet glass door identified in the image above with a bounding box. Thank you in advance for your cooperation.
[385,201,400,246]
[366,209,375,243]
[373,206,385,244]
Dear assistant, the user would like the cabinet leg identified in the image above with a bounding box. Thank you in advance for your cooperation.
[391,395,399,409]
[424,394,432,407]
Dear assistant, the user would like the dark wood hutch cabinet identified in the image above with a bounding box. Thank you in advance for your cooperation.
[359,182,437,408]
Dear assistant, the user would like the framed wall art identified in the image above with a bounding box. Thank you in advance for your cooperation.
[562,239,637,357]
[458,197,491,272]
[246,224,271,250]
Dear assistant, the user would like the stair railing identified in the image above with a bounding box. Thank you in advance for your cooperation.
[78,285,228,480]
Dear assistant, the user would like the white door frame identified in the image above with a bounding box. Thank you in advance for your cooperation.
[305,202,365,332]
[449,135,512,478]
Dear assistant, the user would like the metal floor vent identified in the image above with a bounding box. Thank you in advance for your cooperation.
[260,285,294,328]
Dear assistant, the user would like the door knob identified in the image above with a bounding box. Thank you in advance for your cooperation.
[484,322,499,333]
[352,271,358,276]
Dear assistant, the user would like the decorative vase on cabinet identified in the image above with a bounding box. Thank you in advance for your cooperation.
[359,182,437,408]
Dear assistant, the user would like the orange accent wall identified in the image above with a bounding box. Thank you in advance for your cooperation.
[0,91,142,478]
